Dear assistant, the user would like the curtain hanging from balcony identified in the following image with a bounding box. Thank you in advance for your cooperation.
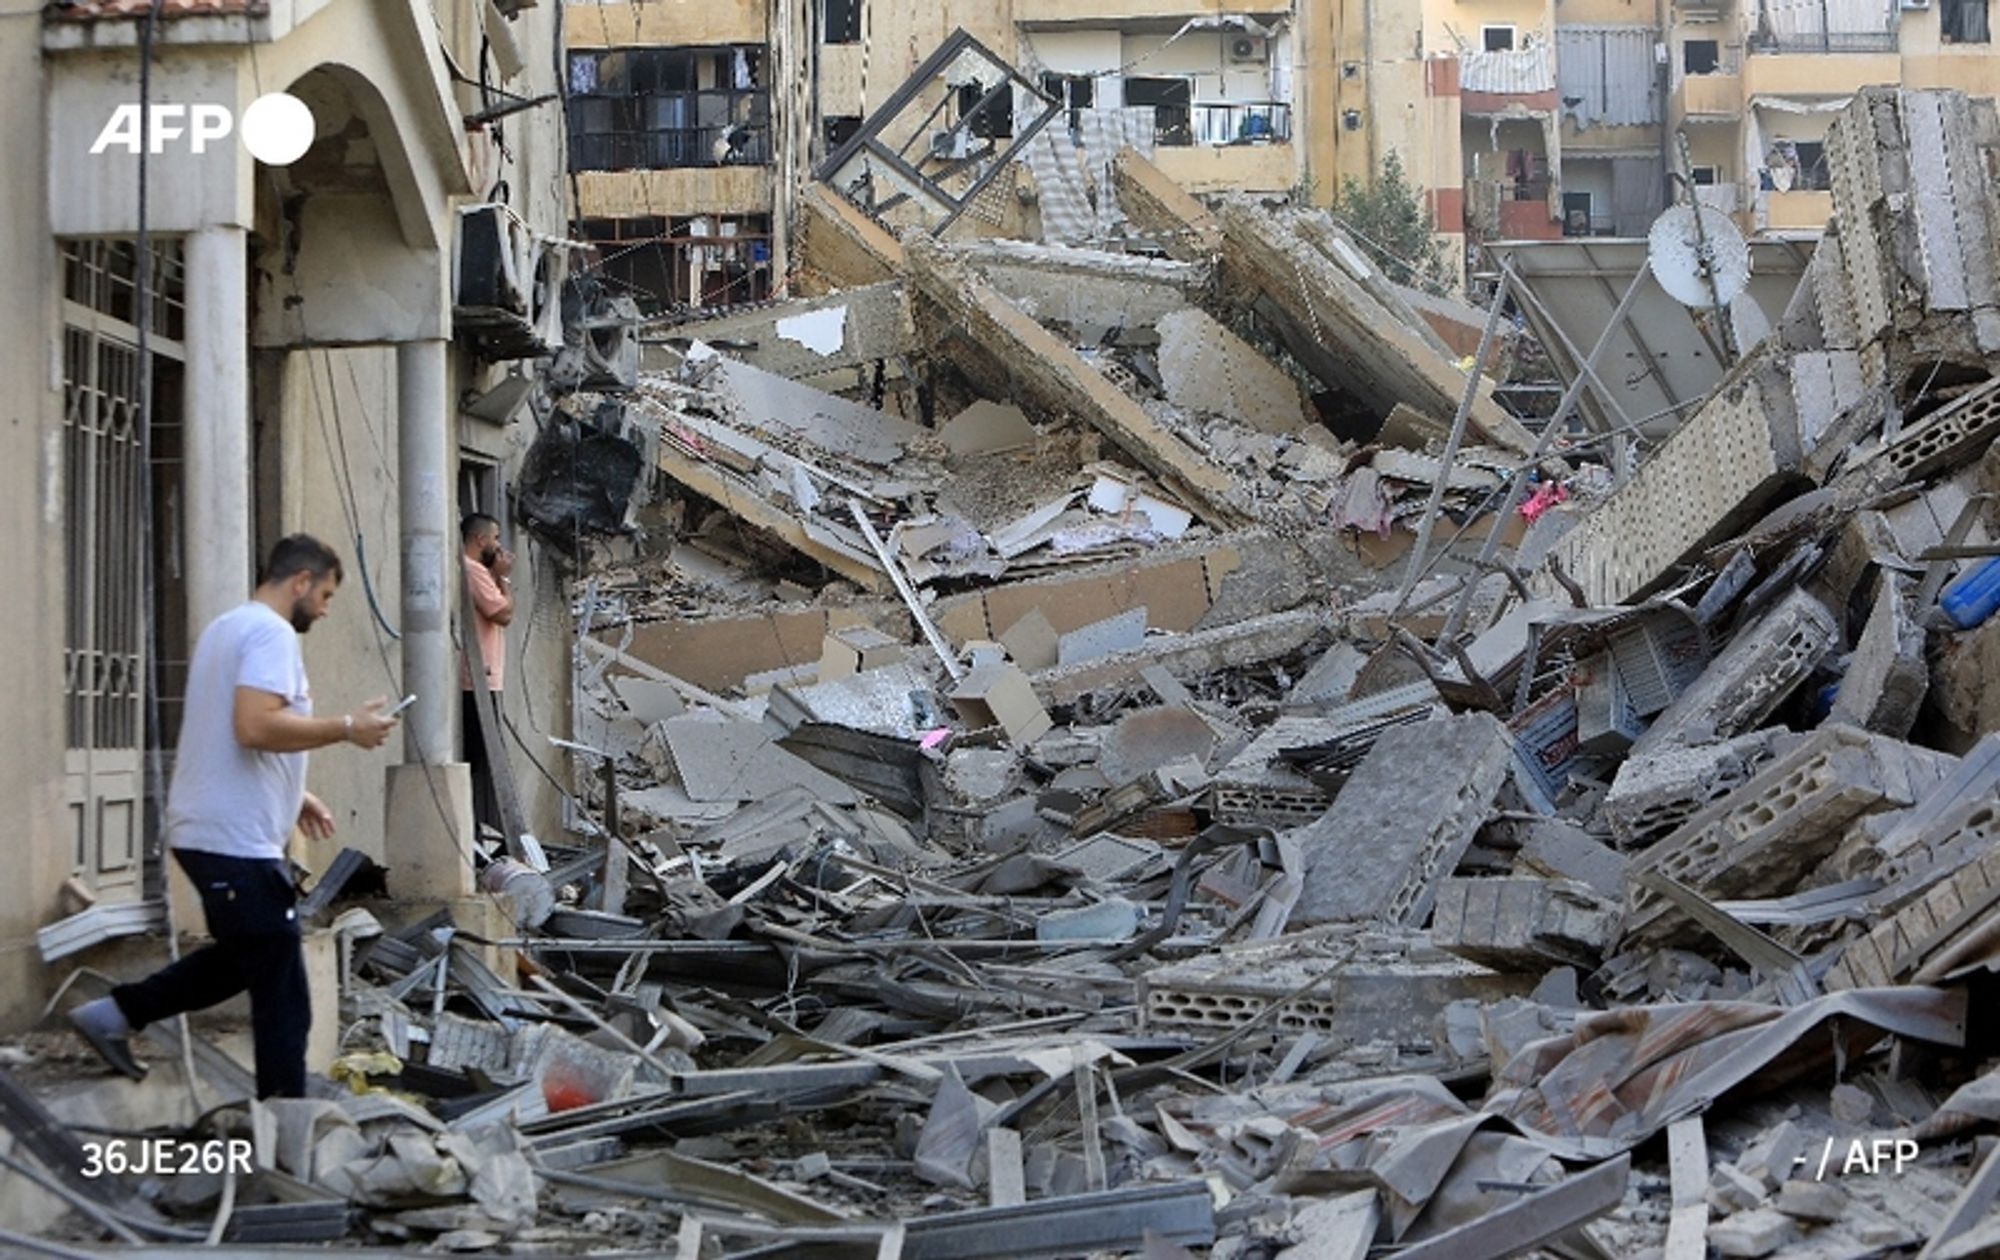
[1555,27,1662,129]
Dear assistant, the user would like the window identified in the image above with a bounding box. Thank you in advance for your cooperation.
[822,0,862,45]
[1690,165,1718,185]
[1124,77,1193,145]
[1941,0,1991,42]
[824,115,862,152]
[567,47,771,173]
[1794,140,1830,191]
[1562,191,1593,236]
[1483,25,1517,51]
[955,83,1014,141]
[1040,73,1096,138]
[1683,39,1720,73]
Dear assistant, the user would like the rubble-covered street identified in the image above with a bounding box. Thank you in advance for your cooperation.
[12,82,2000,1260]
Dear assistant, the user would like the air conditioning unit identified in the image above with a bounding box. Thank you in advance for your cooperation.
[1229,35,1268,63]
[1900,0,1930,10]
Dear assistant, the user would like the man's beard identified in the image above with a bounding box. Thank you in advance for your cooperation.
[481,544,499,567]
[288,598,316,633]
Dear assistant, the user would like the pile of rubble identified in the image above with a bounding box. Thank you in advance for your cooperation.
[17,86,2000,1258]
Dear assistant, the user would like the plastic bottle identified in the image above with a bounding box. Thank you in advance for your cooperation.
[1941,556,2000,630]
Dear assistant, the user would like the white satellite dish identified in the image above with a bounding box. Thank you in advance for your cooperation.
[1647,204,1751,309]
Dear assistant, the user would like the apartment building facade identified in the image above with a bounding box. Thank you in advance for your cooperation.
[563,0,1358,311]
[0,0,575,1025]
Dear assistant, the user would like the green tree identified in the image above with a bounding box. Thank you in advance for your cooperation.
[1334,152,1454,296]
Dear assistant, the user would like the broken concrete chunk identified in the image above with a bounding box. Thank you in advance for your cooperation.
[1057,607,1148,667]
[1518,821,1628,900]
[1829,573,1927,737]
[1291,712,1517,928]
[1774,1178,1848,1224]
[1711,1207,1799,1257]
[1735,1120,1807,1191]
[1155,307,1308,435]
[1431,878,1613,971]
[941,400,1037,456]
[1633,588,1839,755]
[1709,1163,1770,1214]
[817,625,909,681]
[1602,730,1790,848]
[660,716,858,806]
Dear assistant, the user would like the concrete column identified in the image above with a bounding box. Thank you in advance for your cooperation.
[181,224,251,634]
[396,338,452,764]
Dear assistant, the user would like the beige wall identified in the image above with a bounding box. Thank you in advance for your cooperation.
[1016,0,1290,18]
[565,0,766,48]
[1150,140,1300,192]
[576,167,774,218]
[0,16,72,1029]
[1741,51,1901,97]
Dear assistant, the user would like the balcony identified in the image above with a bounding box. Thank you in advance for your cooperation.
[1149,140,1296,193]
[1158,101,1292,147]
[569,90,772,173]
[1741,50,1902,97]
[1763,188,1834,230]
[1673,71,1743,120]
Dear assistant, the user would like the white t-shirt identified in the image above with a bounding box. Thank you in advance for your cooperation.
[165,602,311,861]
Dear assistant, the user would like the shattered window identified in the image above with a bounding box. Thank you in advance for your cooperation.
[566,44,772,173]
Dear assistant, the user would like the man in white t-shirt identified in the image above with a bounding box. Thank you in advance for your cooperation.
[68,535,400,1098]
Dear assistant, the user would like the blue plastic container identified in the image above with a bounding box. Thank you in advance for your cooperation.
[1941,556,2000,630]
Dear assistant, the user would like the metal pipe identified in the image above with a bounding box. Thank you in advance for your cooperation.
[396,339,452,764]
[1394,262,1514,611]
[1438,261,1654,642]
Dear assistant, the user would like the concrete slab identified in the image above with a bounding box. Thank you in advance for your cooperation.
[1830,574,1927,737]
[660,716,858,805]
[1432,877,1613,971]
[1155,307,1307,435]
[1632,589,1839,756]
[1291,712,1517,928]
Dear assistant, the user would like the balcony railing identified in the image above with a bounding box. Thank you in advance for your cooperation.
[569,89,772,173]
[1751,29,1899,50]
[1154,102,1292,148]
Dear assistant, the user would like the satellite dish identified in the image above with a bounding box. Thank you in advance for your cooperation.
[1647,204,1751,308]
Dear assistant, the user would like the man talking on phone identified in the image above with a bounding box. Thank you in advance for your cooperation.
[67,535,399,1098]
[460,513,514,842]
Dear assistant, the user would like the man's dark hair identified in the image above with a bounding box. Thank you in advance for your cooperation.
[462,513,501,545]
[259,534,343,586]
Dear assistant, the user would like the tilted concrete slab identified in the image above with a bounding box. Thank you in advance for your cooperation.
[902,235,1250,528]
[1291,711,1517,928]
[643,283,912,380]
[1829,573,1927,737]
[1110,148,1222,261]
[1213,197,1535,457]
[1631,588,1838,756]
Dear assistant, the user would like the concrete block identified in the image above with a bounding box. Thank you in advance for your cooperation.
[1141,928,1532,1051]
[1518,822,1628,899]
[1709,1164,1770,1213]
[1622,727,1953,948]
[1056,607,1147,667]
[1930,615,2000,752]
[1575,653,1644,756]
[1840,377,2000,495]
[386,762,477,903]
[1830,574,1927,737]
[1602,730,1790,848]
[1774,1178,1848,1224]
[1875,735,2000,887]
[1291,713,1517,928]
[1736,1121,1807,1190]
[1155,307,1308,435]
[1431,878,1613,971]
[1711,1207,1798,1257]
[1632,588,1838,756]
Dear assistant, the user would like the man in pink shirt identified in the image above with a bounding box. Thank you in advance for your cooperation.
[461,513,514,841]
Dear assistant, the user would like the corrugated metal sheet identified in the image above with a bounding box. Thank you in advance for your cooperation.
[1610,156,1663,236]
[1459,44,1556,95]
[1556,26,1662,128]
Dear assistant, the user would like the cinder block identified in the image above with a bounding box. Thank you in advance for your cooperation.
[1774,1178,1848,1224]
[1603,730,1792,848]
[1831,789,2000,991]
[1709,1164,1769,1213]
[1431,877,1613,971]
[1518,820,1628,899]
[1632,588,1838,756]
[1622,727,1953,948]
[1841,377,2000,495]
[1830,573,1927,737]
[1292,712,1517,928]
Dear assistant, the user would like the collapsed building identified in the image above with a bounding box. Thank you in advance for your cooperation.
[10,72,2000,1260]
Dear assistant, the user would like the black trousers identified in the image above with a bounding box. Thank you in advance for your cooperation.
[462,689,503,841]
[111,848,309,1099]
